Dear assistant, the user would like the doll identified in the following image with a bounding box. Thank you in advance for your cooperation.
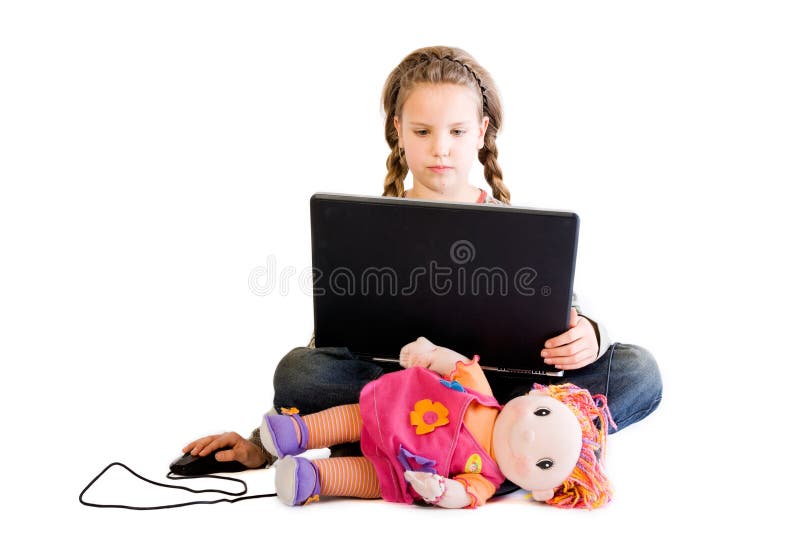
[261,337,614,509]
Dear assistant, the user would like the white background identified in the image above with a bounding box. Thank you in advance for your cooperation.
[1,1,798,532]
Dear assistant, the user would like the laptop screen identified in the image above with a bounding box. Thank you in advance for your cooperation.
[310,193,579,375]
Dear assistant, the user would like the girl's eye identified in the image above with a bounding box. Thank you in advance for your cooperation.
[536,459,554,470]
[452,129,466,136]
[415,130,429,136]
[534,408,551,416]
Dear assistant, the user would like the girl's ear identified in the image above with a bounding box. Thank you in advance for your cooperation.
[393,116,403,149]
[477,115,490,149]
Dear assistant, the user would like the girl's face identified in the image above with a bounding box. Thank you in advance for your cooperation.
[394,83,489,198]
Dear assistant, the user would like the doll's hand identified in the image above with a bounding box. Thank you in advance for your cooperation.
[399,336,437,369]
[403,471,472,509]
[404,471,445,501]
[541,307,600,371]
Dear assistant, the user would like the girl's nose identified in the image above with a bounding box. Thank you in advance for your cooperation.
[432,134,450,157]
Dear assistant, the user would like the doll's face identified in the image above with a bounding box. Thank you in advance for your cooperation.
[492,391,582,493]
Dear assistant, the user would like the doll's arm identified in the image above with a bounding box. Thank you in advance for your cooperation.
[403,471,473,509]
[399,337,470,377]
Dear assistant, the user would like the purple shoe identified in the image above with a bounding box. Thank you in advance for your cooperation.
[259,412,309,458]
[274,457,321,506]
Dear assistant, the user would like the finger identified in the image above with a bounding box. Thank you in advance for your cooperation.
[543,327,579,350]
[541,338,585,360]
[184,435,217,454]
[543,343,590,366]
[549,348,596,370]
[543,309,580,348]
[183,437,208,453]
[198,435,233,456]
[214,448,237,462]
[576,316,600,355]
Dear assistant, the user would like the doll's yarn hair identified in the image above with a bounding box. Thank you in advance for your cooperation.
[532,383,617,510]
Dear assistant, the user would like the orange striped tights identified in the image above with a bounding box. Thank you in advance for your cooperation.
[293,404,380,499]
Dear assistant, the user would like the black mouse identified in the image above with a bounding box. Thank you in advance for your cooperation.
[169,447,248,476]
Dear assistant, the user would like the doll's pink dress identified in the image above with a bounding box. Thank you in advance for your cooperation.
[359,359,505,507]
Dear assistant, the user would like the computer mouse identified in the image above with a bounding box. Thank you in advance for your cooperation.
[169,447,248,476]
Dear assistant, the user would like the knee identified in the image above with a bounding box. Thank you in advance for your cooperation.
[608,343,662,430]
[622,343,660,380]
[273,346,322,390]
[273,346,360,390]
[272,346,333,412]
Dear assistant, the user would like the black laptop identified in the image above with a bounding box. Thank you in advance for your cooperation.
[309,193,579,376]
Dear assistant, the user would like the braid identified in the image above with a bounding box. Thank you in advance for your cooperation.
[382,145,407,197]
[382,66,408,198]
[479,135,510,204]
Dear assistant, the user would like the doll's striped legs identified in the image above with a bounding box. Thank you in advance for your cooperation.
[274,455,380,505]
[261,403,362,458]
[304,405,379,497]
[266,404,380,504]
[314,457,380,498]
[305,403,363,448]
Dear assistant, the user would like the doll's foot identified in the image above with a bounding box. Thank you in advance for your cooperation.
[259,413,308,458]
[274,456,321,506]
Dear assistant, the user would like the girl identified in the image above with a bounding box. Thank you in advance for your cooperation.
[182,46,662,474]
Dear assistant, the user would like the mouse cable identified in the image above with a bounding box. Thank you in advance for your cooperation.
[79,461,276,510]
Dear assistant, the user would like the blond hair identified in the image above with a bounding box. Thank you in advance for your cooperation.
[380,46,509,204]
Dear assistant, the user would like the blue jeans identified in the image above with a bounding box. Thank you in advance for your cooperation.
[272,342,662,434]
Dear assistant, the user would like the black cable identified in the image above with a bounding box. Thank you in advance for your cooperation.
[79,462,276,510]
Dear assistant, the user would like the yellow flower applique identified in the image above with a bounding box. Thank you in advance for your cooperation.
[409,399,449,435]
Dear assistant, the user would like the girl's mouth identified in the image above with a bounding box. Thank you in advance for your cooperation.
[428,166,452,174]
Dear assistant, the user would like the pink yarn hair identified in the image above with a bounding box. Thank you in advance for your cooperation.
[531,383,617,509]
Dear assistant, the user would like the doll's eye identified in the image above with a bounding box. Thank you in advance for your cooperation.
[536,459,554,470]
[534,408,551,416]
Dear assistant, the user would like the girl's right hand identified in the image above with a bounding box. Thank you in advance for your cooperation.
[182,431,269,468]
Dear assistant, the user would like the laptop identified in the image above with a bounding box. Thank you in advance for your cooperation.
[309,192,579,376]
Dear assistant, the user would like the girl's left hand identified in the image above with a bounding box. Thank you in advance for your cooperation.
[540,307,599,371]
